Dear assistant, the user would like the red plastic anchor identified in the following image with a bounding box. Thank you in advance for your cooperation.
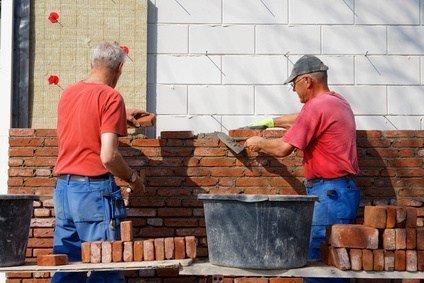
[120,45,133,62]
[48,75,63,90]
[48,12,59,23]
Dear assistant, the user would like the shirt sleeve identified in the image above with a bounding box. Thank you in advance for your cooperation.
[100,91,128,137]
[282,104,321,150]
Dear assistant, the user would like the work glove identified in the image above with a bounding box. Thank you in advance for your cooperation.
[250,118,275,129]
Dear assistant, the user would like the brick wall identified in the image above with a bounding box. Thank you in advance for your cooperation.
[6,128,424,282]
[147,0,424,133]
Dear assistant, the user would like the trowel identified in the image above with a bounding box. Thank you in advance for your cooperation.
[215,132,245,154]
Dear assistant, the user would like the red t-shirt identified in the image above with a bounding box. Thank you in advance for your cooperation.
[55,81,127,176]
[283,91,359,180]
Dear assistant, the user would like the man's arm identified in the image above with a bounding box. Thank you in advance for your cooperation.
[273,113,298,129]
[100,133,144,193]
[245,136,295,157]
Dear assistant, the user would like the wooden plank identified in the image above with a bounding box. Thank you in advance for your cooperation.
[0,259,192,273]
[179,260,424,279]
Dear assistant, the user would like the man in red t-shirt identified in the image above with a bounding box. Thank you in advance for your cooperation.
[52,42,149,283]
[246,56,360,281]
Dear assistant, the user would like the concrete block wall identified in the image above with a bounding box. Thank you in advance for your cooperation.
[6,128,424,281]
[146,0,424,136]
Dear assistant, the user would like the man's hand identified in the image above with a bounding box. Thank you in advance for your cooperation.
[250,118,275,129]
[245,136,265,152]
[128,173,146,194]
[126,108,150,127]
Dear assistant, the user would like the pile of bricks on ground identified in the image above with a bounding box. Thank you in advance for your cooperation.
[322,205,424,271]
[82,221,197,264]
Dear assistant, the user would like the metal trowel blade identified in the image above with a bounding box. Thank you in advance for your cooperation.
[215,132,245,154]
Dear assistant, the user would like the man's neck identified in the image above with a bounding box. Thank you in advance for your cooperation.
[85,69,116,88]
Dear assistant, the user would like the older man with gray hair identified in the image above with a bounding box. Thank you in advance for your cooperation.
[52,42,147,282]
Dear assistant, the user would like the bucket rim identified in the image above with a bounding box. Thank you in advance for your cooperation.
[0,194,40,200]
[198,194,318,202]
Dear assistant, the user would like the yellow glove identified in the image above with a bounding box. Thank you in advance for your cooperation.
[251,118,275,128]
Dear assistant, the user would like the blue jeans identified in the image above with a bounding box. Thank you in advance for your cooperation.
[52,175,127,283]
[305,176,360,283]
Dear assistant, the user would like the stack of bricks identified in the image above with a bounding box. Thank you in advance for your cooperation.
[81,221,197,263]
[322,205,424,272]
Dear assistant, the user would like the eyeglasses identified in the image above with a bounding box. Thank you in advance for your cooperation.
[291,76,307,90]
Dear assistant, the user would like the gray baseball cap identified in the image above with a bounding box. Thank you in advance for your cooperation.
[283,55,329,85]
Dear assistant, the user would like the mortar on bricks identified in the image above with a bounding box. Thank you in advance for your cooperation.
[0,195,39,267]
[198,194,317,269]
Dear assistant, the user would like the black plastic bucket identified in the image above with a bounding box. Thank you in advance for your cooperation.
[0,195,39,267]
[198,194,317,269]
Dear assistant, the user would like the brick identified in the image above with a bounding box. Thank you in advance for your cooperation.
[174,237,186,259]
[419,251,424,271]
[384,251,395,271]
[395,250,406,271]
[329,224,378,249]
[160,131,194,139]
[329,247,350,270]
[234,278,268,283]
[406,208,417,228]
[383,229,396,250]
[373,249,384,271]
[193,148,226,157]
[91,242,102,263]
[120,221,133,242]
[398,198,423,207]
[133,241,143,261]
[112,241,123,262]
[396,207,407,227]
[101,241,112,263]
[405,229,417,250]
[199,157,235,167]
[406,250,417,272]
[320,243,331,266]
[364,206,387,228]
[135,113,156,127]
[9,128,35,136]
[417,228,424,250]
[269,279,303,283]
[395,229,407,250]
[349,249,362,271]
[81,242,91,263]
[123,242,133,262]
[37,254,68,266]
[143,240,155,261]
[228,129,261,139]
[165,237,175,259]
[185,236,197,259]
[386,206,397,228]
[154,238,165,261]
[362,249,374,271]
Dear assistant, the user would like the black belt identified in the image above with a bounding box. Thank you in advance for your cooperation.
[57,173,111,182]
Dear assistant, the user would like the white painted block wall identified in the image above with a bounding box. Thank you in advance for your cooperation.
[147,0,424,135]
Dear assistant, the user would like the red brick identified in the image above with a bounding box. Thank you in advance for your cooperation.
[37,254,68,266]
[136,113,155,127]
[234,278,268,283]
[398,198,424,207]
[9,128,35,136]
[120,221,133,242]
[35,129,57,137]
[174,237,186,259]
[185,236,197,259]
[143,239,155,261]
[154,238,165,261]
[395,229,407,250]
[81,242,91,263]
[9,148,34,157]
[91,242,102,263]
[160,131,194,139]
[406,250,417,272]
[32,228,53,238]
[269,279,302,283]
[349,249,362,271]
[362,249,374,271]
[132,138,164,147]
[329,247,350,270]
[364,206,387,228]
[112,241,123,262]
[123,242,133,262]
[133,241,143,261]
[209,167,244,177]
[194,147,226,157]
[228,129,261,138]
[24,178,56,187]
[406,208,418,228]
[373,249,384,271]
[384,251,395,271]
[386,206,397,228]
[165,237,175,260]
[419,251,424,271]
[396,207,407,227]
[35,148,58,157]
[27,238,53,248]
[417,228,424,250]
[33,209,50,218]
[383,229,396,250]
[406,228,417,249]
[395,250,406,271]
[101,241,112,263]
[329,224,378,249]
[199,157,235,167]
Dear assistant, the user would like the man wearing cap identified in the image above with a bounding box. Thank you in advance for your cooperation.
[245,55,360,280]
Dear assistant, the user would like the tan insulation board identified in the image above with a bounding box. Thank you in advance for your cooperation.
[30,0,147,128]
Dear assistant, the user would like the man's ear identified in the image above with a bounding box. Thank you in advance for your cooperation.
[115,62,123,73]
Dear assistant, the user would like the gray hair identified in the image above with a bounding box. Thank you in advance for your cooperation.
[307,71,328,85]
[91,42,125,69]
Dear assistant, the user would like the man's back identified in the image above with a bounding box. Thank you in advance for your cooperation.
[55,81,127,176]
